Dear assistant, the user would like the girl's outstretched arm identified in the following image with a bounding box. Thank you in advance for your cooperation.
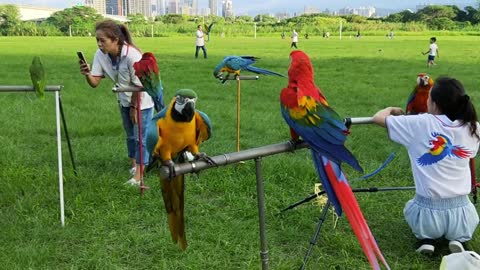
[373,107,404,127]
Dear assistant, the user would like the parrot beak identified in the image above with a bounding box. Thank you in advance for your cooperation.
[183,100,195,118]
[214,72,222,78]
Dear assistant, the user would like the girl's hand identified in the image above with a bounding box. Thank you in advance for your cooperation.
[79,60,91,75]
[129,107,137,124]
[373,107,404,127]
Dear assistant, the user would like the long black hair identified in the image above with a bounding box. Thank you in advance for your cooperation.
[430,77,479,139]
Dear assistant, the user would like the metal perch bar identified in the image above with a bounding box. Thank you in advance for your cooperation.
[158,141,309,179]
[0,85,63,92]
[345,116,374,126]
[112,85,145,92]
[217,74,259,81]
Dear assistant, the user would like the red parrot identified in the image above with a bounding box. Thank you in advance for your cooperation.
[133,52,164,112]
[280,50,390,269]
[406,73,434,114]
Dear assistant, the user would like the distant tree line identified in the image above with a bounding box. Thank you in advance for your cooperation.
[1,4,480,37]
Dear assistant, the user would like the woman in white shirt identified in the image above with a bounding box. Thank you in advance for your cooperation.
[373,77,479,255]
[79,20,154,186]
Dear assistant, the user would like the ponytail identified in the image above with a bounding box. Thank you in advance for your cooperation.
[95,20,140,52]
[430,77,479,139]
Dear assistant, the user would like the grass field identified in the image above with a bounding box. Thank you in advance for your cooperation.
[1,35,480,269]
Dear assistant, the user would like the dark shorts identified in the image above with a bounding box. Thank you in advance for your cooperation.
[428,55,435,61]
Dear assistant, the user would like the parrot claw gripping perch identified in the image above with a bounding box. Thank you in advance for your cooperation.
[194,152,217,167]
[162,159,176,179]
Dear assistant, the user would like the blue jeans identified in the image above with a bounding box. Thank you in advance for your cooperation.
[119,105,153,165]
[195,46,207,58]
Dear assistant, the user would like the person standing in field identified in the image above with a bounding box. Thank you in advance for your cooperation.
[78,19,154,186]
[422,37,439,67]
[373,77,479,255]
[195,24,207,59]
[291,29,298,48]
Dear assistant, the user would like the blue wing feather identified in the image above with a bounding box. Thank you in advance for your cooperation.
[281,105,363,172]
[196,110,212,140]
[146,107,167,154]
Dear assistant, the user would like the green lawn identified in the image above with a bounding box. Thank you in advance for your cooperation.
[0,35,479,269]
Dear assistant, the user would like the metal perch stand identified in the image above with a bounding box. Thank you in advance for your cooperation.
[0,85,75,227]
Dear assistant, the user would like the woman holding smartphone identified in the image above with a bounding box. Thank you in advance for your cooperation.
[79,19,154,186]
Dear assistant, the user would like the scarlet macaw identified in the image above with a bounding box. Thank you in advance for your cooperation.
[406,73,433,114]
[146,89,212,250]
[280,50,390,269]
[213,56,285,83]
[29,56,46,100]
[133,52,164,112]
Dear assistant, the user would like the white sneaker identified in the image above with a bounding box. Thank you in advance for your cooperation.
[416,244,434,255]
[124,178,140,186]
[449,240,465,253]
[129,167,136,176]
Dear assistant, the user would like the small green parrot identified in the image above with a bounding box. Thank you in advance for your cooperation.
[29,56,46,100]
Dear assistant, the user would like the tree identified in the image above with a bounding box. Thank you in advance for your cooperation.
[254,14,276,24]
[384,10,417,23]
[127,13,147,24]
[46,6,102,34]
[159,14,187,24]
[417,5,456,21]
[0,4,21,35]
[464,6,480,24]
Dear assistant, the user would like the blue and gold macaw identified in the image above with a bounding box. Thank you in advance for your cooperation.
[204,22,215,42]
[280,50,389,270]
[213,56,285,83]
[146,89,212,251]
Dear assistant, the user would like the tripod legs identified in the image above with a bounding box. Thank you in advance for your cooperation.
[300,199,331,270]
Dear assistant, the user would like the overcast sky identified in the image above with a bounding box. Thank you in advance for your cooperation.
[0,0,476,14]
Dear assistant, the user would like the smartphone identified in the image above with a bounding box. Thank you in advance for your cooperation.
[77,51,86,63]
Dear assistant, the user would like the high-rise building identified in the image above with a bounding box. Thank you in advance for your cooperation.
[124,0,151,17]
[222,0,233,18]
[84,0,106,14]
[106,0,122,15]
[183,0,198,15]
[167,0,180,14]
[209,0,217,16]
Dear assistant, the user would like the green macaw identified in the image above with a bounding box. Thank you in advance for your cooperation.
[29,56,46,100]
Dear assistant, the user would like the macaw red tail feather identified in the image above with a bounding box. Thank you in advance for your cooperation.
[161,174,187,251]
[322,156,390,270]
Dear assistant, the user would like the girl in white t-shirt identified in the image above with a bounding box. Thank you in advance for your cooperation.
[79,20,154,186]
[373,77,480,255]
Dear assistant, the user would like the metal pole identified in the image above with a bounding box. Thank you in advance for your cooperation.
[158,141,308,180]
[255,157,269,270]
[216,75,259,82]
[0,85,63,92]
[236,76,241,152]
[344,116,373,126]
[300,200,330,270]
[55,91,65,226]
[58,96,78,176]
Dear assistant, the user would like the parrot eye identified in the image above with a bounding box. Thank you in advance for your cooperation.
[176,96,197,105]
